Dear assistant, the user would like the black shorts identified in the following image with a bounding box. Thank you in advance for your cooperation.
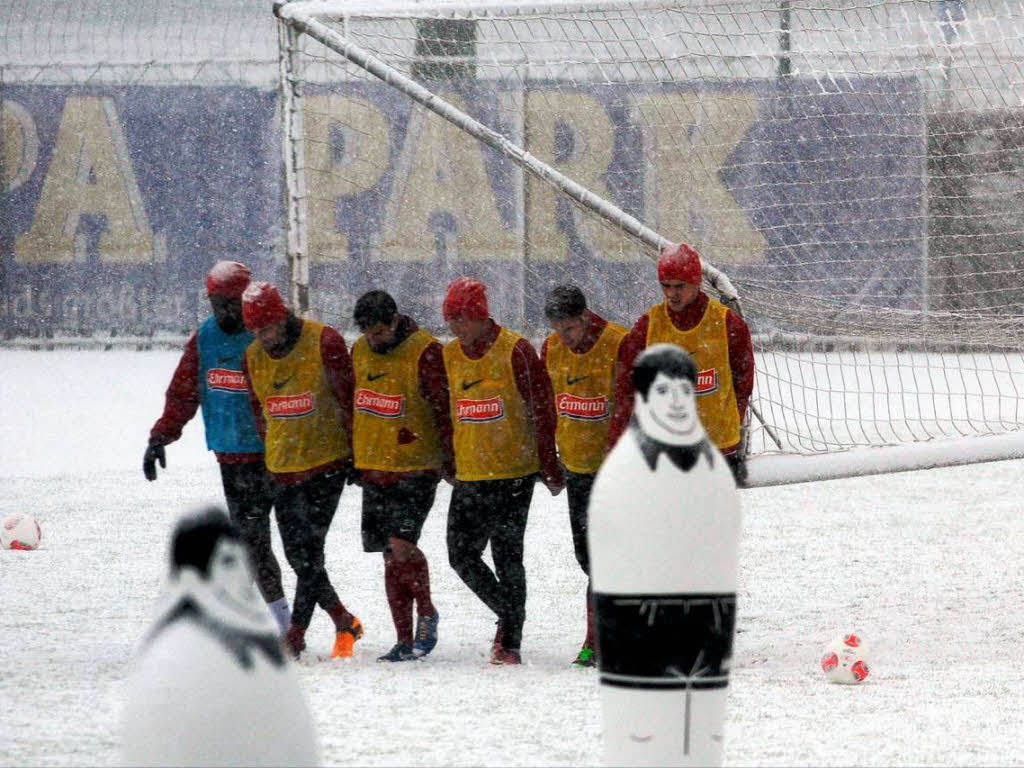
[361,476,439,552]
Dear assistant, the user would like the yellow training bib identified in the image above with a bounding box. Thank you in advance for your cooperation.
[443,328,540,481]
[351,329,443,472]
[545,321,627,474]
[245,320,349,474]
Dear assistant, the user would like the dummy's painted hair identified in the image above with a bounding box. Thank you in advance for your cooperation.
[171,506,239,578]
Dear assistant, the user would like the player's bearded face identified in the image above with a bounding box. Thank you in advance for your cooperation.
[209,295,244,334]
[448,315,488,346]
[255,320,288,354]
[635,372,702,446]
[660,281,699,312]
[550,315,587,348]
[364,319,398,353]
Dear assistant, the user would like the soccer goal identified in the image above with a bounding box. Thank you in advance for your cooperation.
[274,0,1024,486]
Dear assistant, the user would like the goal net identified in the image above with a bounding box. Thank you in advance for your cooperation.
[274,0,1024,484]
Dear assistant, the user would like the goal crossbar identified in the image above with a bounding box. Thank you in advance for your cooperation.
[279,0,694,21]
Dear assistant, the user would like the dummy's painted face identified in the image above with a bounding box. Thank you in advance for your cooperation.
[635,371,702,445]
[207,538,256,609]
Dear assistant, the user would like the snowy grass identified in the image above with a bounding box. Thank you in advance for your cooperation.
[1,350,1023,766]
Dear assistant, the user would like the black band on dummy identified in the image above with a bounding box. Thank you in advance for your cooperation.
[595,592,736,690]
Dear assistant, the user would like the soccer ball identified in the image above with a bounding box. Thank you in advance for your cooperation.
[820,633,870,684]
[1,513,42,551]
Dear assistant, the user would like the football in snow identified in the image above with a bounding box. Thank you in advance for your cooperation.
[1,513,43,551]
[820,633,870,684]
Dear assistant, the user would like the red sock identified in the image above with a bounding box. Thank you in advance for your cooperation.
[325,601,355,632]
[284,624,306,655]
[385,552,414,646]
[399,548,436,618]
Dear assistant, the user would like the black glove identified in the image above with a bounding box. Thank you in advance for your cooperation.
[143,441,166,481]
[725,452,747,487]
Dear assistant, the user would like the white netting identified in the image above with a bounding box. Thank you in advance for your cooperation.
[278,0,1024,460]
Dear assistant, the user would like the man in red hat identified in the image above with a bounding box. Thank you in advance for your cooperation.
[240,281,363,660]
[144,261,291,634]
[606,243,755,483]
[441,276,564,665]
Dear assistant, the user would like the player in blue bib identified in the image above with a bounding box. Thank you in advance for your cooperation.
[143,261,290,634]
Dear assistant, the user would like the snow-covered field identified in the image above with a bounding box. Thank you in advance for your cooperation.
[2,349,1023,766]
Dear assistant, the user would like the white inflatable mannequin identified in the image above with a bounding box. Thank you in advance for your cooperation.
[120,507,319,767]
[588,344,742,767]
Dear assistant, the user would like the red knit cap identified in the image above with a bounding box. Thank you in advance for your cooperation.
[205,260,252,299]
[242,281,288,331]
[657,243,702,286]
[443,277,489,322]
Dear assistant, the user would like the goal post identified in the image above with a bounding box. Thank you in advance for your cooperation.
[274,0,1024,486]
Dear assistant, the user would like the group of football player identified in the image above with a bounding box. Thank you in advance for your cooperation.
[143,241,753,666]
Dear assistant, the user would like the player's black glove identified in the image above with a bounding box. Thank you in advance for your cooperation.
[143,440,166,481]
[725,452,747,487]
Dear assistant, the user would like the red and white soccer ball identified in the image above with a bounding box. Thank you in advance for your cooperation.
[1,513,42,551]
[821,633,870,684]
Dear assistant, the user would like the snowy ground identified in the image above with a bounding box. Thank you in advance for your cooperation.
[2,349,1023,766]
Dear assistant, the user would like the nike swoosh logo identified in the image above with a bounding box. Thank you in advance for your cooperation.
[271,375,293,390]
[461,379,484,390]
[367,372,387,382]
[566,374,589,385]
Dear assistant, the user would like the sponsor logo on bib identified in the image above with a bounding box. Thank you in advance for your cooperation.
[696,368,719,395]
[556,393,609,421]
[355,388,406,418]
[266,392,315,419]
[206,368,248,393]
[456,396,505,423]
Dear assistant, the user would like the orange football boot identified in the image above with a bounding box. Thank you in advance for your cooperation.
[331,616,364,659]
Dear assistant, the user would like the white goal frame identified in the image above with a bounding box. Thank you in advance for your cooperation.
[274,0,1024,486]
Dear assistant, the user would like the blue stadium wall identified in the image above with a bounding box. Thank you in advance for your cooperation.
[0,79,925,340]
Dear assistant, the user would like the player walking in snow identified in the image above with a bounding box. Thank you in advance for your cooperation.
[143,261,291,634]
[540,285,627,667]
[240,281,363,660]
[350,290,454,662]
[606,243,755,484]
[441,277,564,665]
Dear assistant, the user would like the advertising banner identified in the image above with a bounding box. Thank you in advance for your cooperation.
[1,77,924,338]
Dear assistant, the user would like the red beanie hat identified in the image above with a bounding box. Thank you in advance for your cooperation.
[242,281,288,331]
[657,243,702,286]
[205,260,252,299]
[443,277,489,322]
